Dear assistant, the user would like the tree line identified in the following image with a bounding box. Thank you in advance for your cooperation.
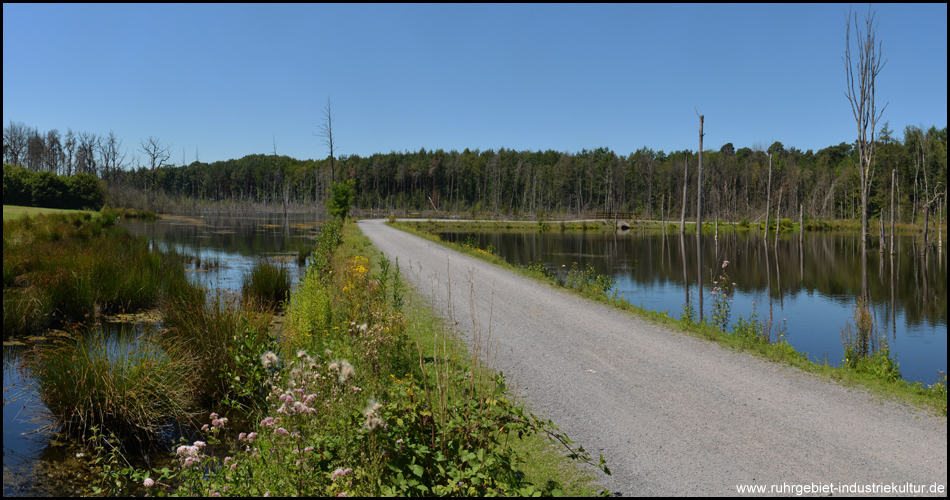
[3,119,946,225]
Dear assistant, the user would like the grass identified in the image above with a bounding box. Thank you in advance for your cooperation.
[160,285,275,407]
[390,219,948,417]
[3,204,93,220]
[241,258,292,311]
[30,322,197,444]
[3,211,190,335]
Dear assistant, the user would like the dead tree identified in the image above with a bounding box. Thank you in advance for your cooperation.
[139,136,172,189]
[680,153,688,234]
[764,153,772,239]
[316,95,336,185]
[844,5,887,250]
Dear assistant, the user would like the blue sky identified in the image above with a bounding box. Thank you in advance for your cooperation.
[3,4,947,166]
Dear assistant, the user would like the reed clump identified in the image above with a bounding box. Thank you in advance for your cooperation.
[30,323,197,443]
[160,288,275,406]
[241,258,291,310]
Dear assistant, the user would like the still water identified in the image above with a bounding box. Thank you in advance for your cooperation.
[439,228,947,385]
[2,212,318,496]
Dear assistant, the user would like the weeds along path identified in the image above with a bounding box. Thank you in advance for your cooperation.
[357,219,947,496]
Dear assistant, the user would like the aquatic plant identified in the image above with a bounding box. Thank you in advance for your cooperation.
[241,258,291,310]
[3,212,191,335]
[841,297,901,382]
[161,289,274,404]
[710,260,734,332]
[30,324,196,442]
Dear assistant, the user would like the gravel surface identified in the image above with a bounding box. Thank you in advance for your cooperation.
[358,219,947,496]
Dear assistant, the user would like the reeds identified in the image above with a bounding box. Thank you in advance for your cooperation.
[160,288,273,404]
[30,323,196,442]
[241,258,291,310]
[3,212,191,335]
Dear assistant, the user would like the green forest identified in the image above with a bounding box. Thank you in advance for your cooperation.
[3,120,947,225]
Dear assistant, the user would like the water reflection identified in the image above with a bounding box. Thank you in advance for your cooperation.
[440,229,947,384]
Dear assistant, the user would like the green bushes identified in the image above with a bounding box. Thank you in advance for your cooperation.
[841,298,901,383]
[3,163,106,210]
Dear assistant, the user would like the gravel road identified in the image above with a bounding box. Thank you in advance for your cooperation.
[357,219,947,496]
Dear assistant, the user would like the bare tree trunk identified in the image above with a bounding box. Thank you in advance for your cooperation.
[844,5,888,252]
[774,187,783,249]
[696,115,704,322]
[890,169,896,255]
[764,154,772,239]
[680,154,688,234]
[697,117,704,236]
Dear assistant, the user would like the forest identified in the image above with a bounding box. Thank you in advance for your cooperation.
[3,119,947,226]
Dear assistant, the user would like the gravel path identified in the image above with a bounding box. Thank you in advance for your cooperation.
[357,219,947,496]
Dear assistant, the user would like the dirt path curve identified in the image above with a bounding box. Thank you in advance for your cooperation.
[357,219,947,496]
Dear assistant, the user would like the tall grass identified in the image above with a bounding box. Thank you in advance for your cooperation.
[160,288,275,407]
[241,258,291,310]
[3,212,191,335]
[29,323,196,443]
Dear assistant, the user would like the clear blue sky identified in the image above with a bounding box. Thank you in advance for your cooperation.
[3,4,947,166]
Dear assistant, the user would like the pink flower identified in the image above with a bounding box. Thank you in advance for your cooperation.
[143,478,155,488]
[722,260,730,269]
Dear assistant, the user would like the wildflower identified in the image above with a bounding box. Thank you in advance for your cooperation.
[260,416,277,428]
[239,432,247,441]
[143,478,155,488]
[212,417,228,428]
[331,468,353,481]
[210,412,219,420]
[338,360,356,385]
[261,351,280,371]
[297,349,308,358]
[722,260,730,269]
[247,432,258,442]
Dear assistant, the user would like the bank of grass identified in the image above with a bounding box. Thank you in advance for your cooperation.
[389,220,948,417]
[3,210,184,335]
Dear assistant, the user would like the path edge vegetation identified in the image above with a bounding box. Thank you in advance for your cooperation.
[388,219,947,418]
[72,215,610,496]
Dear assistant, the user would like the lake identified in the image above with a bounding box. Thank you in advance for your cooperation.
[438,227,947,385]
[2,211,318,497]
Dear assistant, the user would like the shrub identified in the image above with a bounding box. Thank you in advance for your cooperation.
[31,170,69,208]
[68,173,107,210]
[3,163,34,206]
[326,179,355,220]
